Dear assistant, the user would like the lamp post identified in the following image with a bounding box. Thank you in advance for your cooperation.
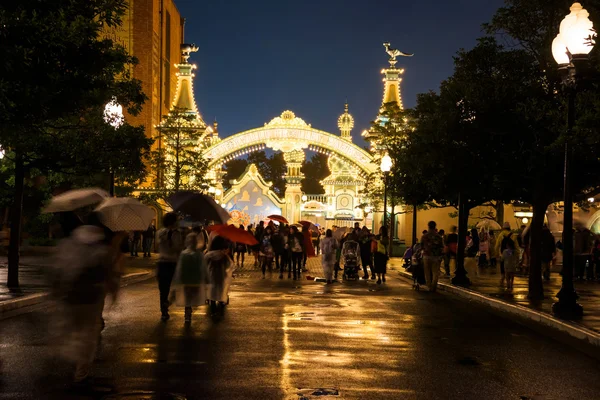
[103,97,124,196]
[380,154,392,230]
[551,2,595,319]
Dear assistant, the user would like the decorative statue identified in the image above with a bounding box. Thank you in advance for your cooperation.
[383,42,413,67]
[181,43,199,62]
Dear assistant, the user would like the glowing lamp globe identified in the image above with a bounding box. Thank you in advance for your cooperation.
[103,97,124,129]
[301,195,308,202]
[380,154,392,173]
[553,2,595,65]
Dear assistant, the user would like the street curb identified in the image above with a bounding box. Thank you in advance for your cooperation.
[396,269,600,347]
[0,270,155,316]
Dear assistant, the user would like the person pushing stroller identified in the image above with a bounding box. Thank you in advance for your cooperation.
[341,238,361,280]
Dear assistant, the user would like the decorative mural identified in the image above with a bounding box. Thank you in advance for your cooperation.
[222,164,285,227]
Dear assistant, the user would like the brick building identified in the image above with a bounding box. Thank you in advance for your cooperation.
[100,0,185,176]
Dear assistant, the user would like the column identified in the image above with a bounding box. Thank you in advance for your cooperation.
[283,150,305,224]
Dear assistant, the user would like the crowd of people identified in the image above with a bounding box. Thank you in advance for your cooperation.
[407,219,600,292]
[231,221,390,285]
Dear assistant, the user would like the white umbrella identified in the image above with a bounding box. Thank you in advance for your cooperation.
[43,187,109,213]
[94,197,154,232]
[333,227,350,241]
[476,219,502,231]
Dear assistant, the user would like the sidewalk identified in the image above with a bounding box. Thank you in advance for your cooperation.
[389,257,600,341]
[0,251,157,310]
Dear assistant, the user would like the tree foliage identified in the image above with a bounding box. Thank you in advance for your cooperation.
[301,153,330,194]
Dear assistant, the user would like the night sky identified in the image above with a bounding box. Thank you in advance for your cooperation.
[175,0,505,146]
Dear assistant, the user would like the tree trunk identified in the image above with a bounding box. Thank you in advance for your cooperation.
[528,200,548,300]
[7,152,25,288]
[412,203,418,246]
[452,193,471,287]
[495,200,504,226]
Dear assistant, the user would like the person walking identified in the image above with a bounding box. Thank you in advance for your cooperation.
[52,213,121,388]
[502,237,519,290]
[142,222,156,257]
[464,228,480,279]
[290,226,304,280]
[445,226,458,276]
[253,221,265,267]
[129,230,141,257]
[372,226,390,284]
[206,235,234,316]
[260,226,275,278]
[302,225,316,272]
[171,233,207,324]
[234,225,247,267]
[478,228,490,267]
[420,221,444,292]
[495,222,517,287]
[271,226,286,279]
[574,223,594,281]
[359,226,374,280]
[320,229,338,284]
[157,212,183,321]
[541,224,556,281]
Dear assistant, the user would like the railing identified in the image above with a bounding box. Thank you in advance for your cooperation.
[304,194,327,203]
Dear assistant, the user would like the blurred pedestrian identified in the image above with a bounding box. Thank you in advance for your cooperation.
[421,221,444,292]
[52,213,121,388]
[171,233,207,324]
[541,224,556,281]
[302,225,315,271]
[574,223,594,281]
[502,238,519,290]
[290,225,304,280]
[372,226,390,284]
[129,230,141,257]
[157,212,183,321]
[142,221,156,257]
[359,226,374,280]
[234,225,247,267]
[260,226,275,278]
[321,229,338,284]
[206,236,234,316]
[495,222,517,286]
[445,226,458,276]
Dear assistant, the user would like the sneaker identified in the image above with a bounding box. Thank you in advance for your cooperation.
[363,274,369,280]
[371,275,376,280]
[382,276,386,283]
[377,279,382,285]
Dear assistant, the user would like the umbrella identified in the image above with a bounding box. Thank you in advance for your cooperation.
[476,219,502,231]
[267,214,288,224]
[94,197,154,232]
[167,191,230,224]
[43,188,109,213]
[206,224,258,246]
[333,227,350,240]
[298,220,318,233]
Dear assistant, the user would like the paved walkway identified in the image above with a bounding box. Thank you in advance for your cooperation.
[389,258,600,334]
[0,252,156,302]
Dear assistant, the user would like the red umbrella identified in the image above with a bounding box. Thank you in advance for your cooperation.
[206,224,258,246]
[267,214,288,224]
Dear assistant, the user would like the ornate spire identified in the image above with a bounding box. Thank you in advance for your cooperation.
[158,43,207,131]
[363,42,413,151]
[337,102,354,141]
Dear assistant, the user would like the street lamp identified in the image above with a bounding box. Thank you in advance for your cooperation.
[380,154,392,228]
[301,194,308,202]
[551,2,595,319]
[103,97,124,196]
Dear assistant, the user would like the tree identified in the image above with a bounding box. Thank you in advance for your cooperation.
[0,0,149,288]
[247,151,286,196]
[148,107,209,199]
[222,159,249,190]
[301,153,330,194]
[484,0,600,299]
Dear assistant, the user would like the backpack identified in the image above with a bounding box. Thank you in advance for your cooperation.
[501,233,515,252]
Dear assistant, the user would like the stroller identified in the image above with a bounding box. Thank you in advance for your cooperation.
[409,243,425,290]
[341,240,361,280]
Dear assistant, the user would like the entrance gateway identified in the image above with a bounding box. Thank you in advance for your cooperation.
[202,110,376,226]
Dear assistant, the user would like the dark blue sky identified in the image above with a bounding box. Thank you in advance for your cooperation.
[175,0,504,146]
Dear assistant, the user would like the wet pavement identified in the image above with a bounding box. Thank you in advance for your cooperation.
[0,253,156,302]
[390,258,600,334]
[2,257,600,399]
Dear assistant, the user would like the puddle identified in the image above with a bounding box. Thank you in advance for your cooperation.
[297,388,340,399]
[103,391,186,400]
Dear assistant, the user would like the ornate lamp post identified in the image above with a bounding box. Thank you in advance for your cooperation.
[103,97,124,196]
[380,154,393,229]
[551,2,595,319]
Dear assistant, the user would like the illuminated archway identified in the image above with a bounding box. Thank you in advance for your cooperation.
[202,111,376,175]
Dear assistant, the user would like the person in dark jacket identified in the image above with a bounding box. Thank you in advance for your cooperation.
[142,222,156,257]
[271,226,287,278]
[359,226,374,280]
[540,225,556,281]
[290,226,305,280]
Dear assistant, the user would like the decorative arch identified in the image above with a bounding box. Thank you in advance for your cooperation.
[202,111,377,175]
